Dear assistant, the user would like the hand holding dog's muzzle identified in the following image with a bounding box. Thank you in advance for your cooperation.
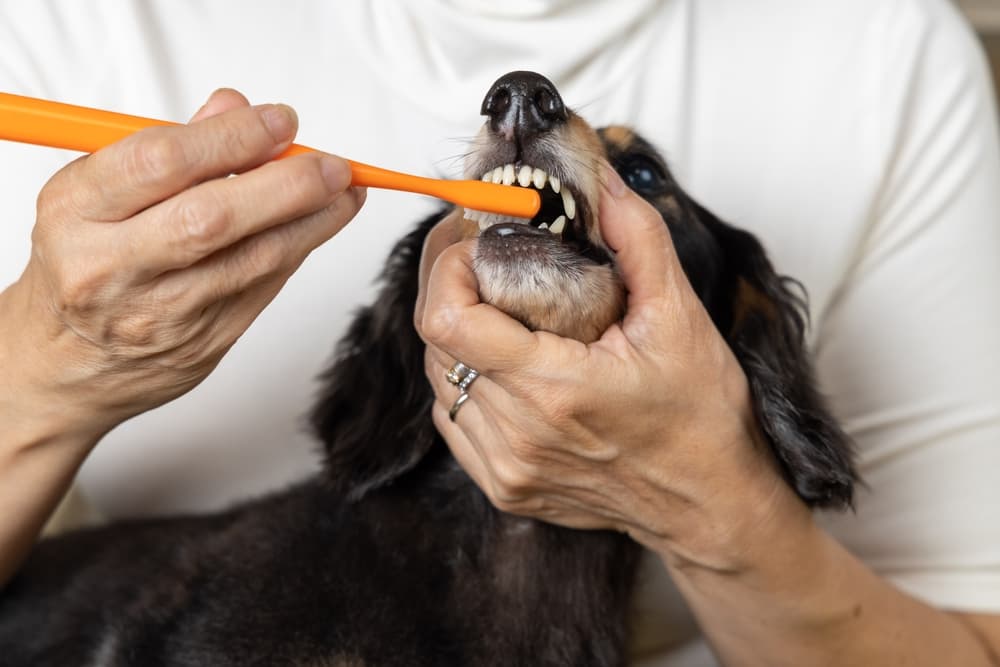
[416,166,807,571]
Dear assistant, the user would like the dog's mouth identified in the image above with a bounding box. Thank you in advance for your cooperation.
[455,71,623,342]
[462,161,606,265]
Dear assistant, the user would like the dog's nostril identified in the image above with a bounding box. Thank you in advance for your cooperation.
[534,88,561,119]
[482,87,511,118]
[481,71,568,143]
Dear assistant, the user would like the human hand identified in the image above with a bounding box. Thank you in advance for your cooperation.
[415,168,801,569]
[0,88,366,440]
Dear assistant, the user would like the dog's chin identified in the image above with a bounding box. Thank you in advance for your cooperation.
[444,205,624,344]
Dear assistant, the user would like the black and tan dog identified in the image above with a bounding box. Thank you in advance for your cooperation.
[0,71,855,666]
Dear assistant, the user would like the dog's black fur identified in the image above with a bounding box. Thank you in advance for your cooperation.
[0,76,855,666]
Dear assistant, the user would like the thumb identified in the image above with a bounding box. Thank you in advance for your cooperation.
[598,162,681,316]
[188,88,251,123]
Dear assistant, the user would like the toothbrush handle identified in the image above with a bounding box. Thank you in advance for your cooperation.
[0,92,540,218]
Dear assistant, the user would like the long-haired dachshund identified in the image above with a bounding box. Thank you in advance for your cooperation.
[0,71,855,666]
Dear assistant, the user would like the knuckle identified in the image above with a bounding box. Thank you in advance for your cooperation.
[174,194,231,256]
[240,231,288,278]
[108,311,160,348]
[490,459,534,505]
[35,157,91,223]
[131,131,189,187]
[421,304,460,346]
[49,258,114,313]
[288,157,331,198]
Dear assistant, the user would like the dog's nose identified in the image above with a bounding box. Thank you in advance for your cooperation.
[481,71,568,144]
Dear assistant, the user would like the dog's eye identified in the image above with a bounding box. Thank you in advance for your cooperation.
[620,156,667,194]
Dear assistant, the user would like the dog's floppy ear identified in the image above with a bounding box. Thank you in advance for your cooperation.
[699,207,857,509]
[309,213,443,502]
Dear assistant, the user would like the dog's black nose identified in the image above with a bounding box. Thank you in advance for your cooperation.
[481,71,568,144]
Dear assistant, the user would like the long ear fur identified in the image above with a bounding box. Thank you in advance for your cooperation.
[309,212,444,502]
[699,206,857,509]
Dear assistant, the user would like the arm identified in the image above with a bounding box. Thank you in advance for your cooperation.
[0,89,366,585]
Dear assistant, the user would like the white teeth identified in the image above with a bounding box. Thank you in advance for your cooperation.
[561,189,576,220]
[502,164,516,186]
[532,168,547,189]
[550,215,566,235]
[473,165,576,232]
[517,165,533,187]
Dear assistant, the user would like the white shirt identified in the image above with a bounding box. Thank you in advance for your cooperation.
[1,1,998,664]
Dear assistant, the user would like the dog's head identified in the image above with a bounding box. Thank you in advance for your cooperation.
[312,71,855,509]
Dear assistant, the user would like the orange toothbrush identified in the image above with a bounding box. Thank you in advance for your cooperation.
[0,92,540,219]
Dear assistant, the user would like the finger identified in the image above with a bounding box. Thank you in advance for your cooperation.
[126,151,355,276]
[414,216,462,331]
[66,101,300,221]
[423,344,511,422]
[430,400,497,490]
[154,184,367,308]
[188,88,250,122]
[418,241,550,380]
[166,183,363,361]
[598,162,681,310]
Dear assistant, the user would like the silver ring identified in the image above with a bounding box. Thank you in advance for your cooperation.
[457,369,479,392]
[449,392,471,422]
[446,361,472,386]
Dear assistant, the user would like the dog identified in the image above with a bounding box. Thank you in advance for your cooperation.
[0,71,856,666]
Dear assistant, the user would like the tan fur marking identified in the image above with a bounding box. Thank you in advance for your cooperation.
[600,125,636,151]
[658,194,682,219]
[732,277,778,334]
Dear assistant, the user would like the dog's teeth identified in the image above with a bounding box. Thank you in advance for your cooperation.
[538,222,549,230]
[478,218,491,232]
[491,167,504,184]
[550,215,566,235]
[502,164,516,186]
[481,172,491,182]
[549,176,561,194]
[532,168,547,189]
[517,165,533,187]
[561,190,576,220]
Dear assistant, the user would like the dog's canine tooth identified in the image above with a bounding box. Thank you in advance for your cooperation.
[502,164,516,186]
[491,166,504,184]
[481,172,491,182]
[538,222,549,230]
[549,176,561,194]
[532,168,547,189]
[550,215,566,235]
[517,165,533,187]
[562,189,576,220]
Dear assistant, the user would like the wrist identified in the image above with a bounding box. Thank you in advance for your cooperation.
[639,417,810,576]
[0,282,112,454]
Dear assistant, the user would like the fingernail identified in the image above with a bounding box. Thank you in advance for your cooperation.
[603,162,628,199]
[258,104,296,143]
[320,155,352,192]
